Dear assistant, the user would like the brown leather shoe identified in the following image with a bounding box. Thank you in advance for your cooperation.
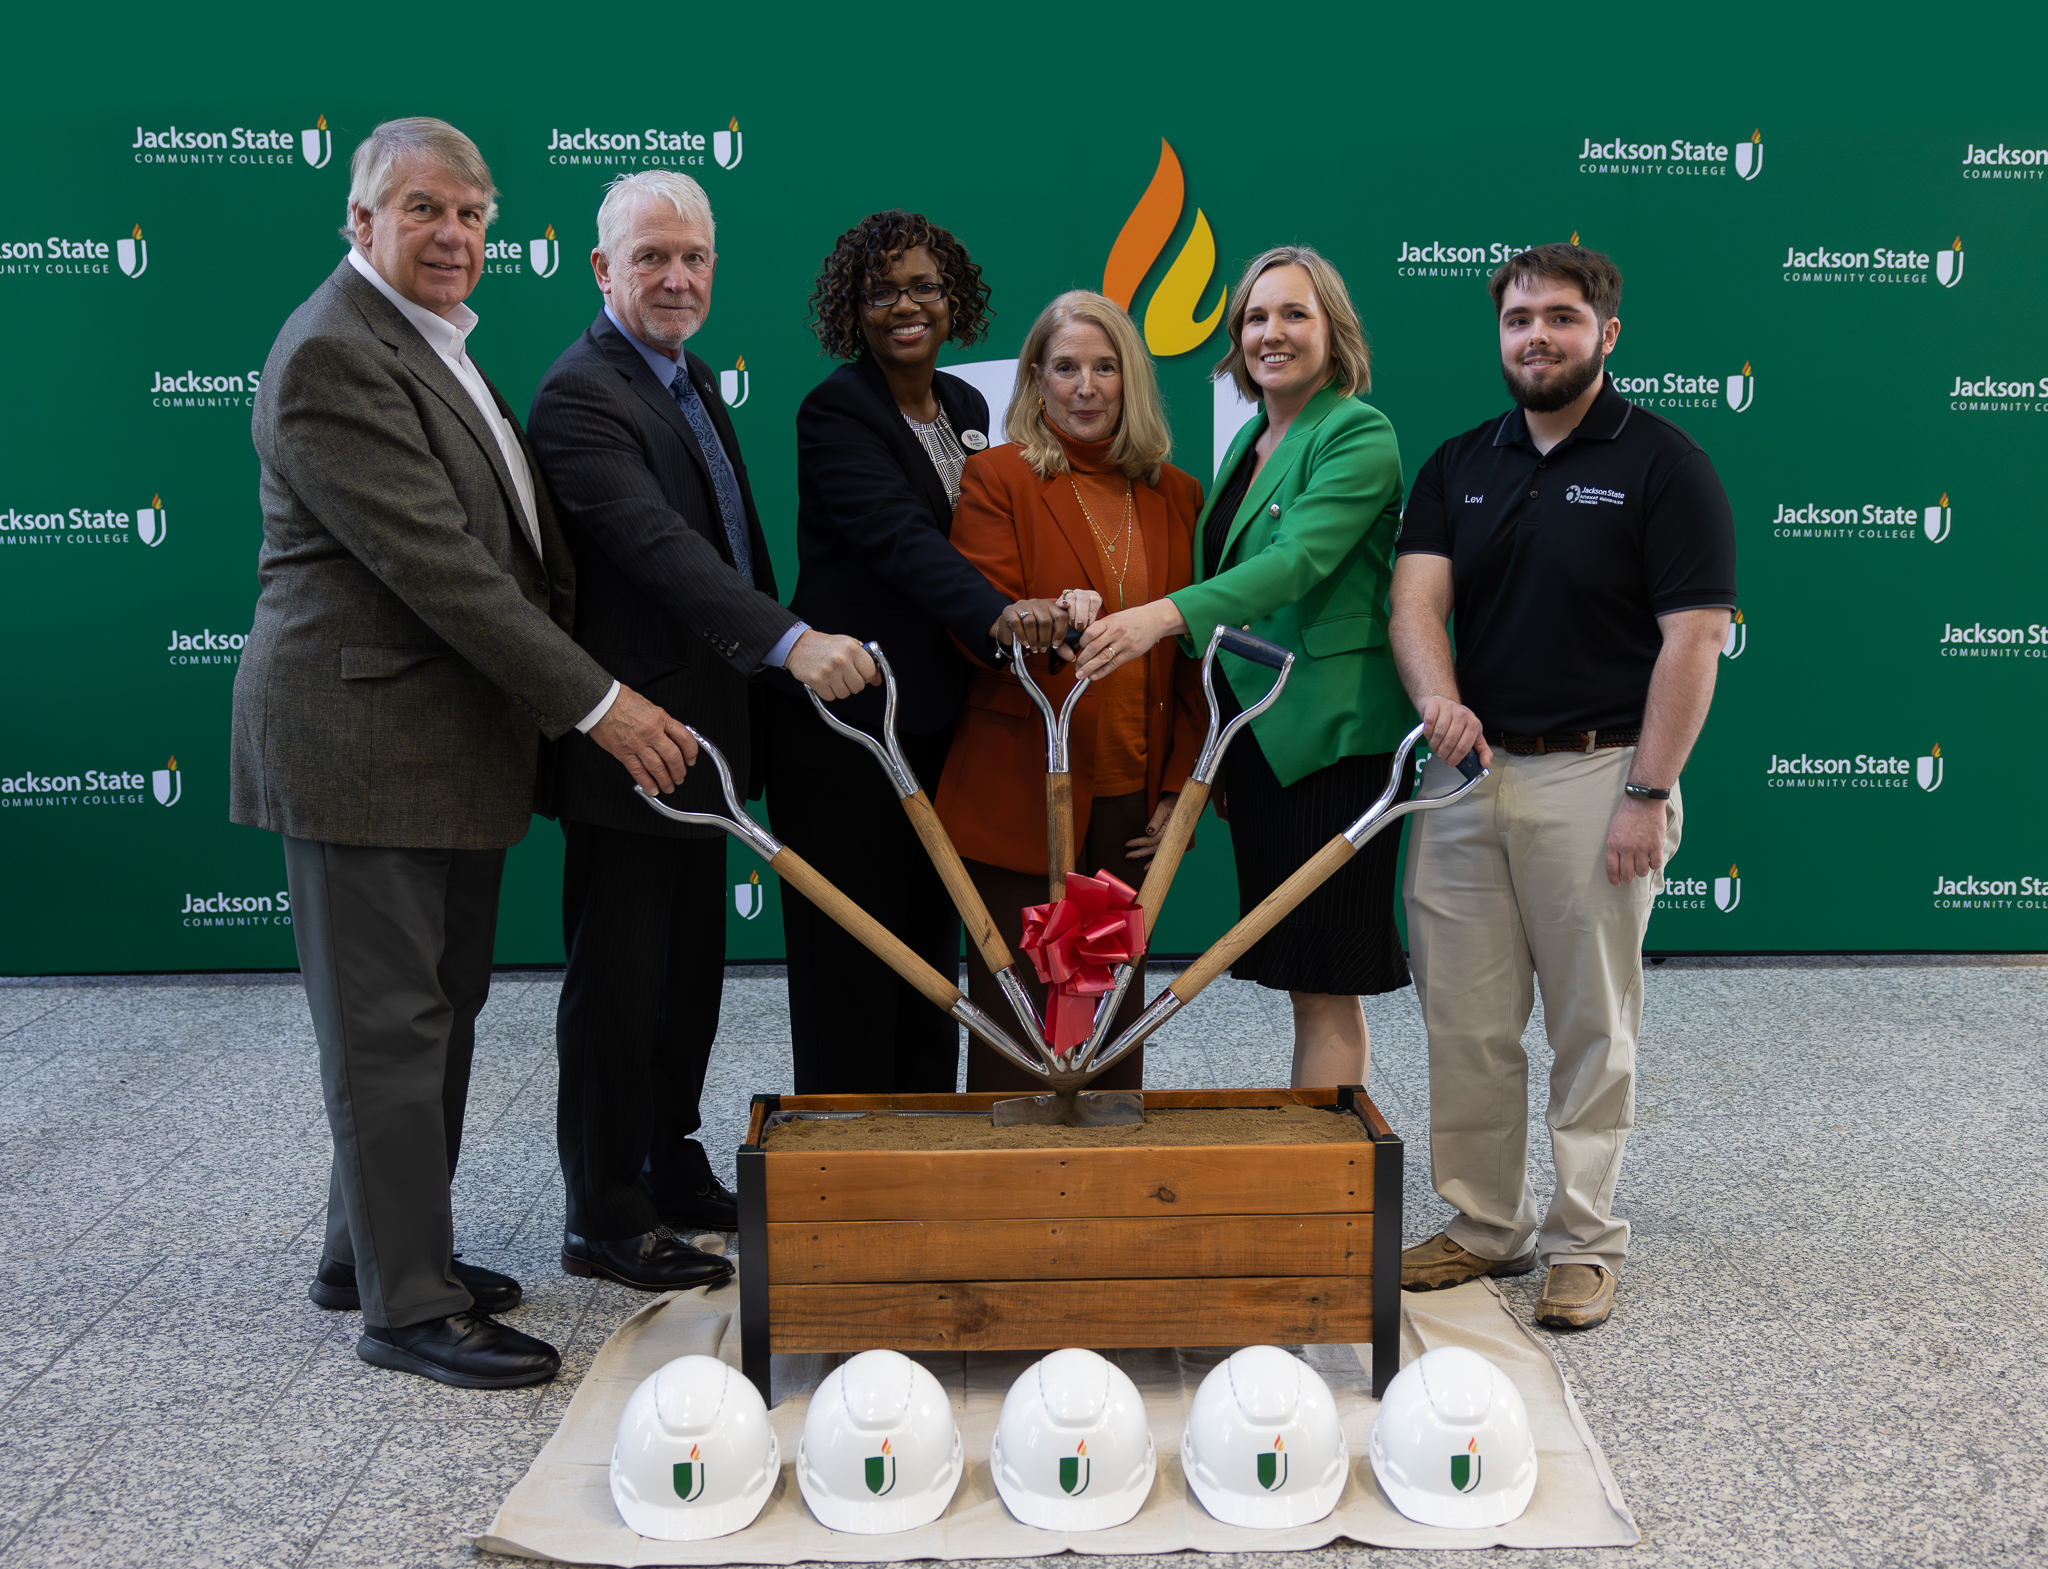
[1535,1263,1616,1328]
[1400,1230,1538,1291]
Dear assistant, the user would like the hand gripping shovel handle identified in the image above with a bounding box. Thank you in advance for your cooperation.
[803,645,1013,978]
[1133,625,1295,937]
[1088,725,1487,1076]
[636,727,1047,1081]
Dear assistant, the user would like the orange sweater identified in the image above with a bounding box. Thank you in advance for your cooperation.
[934,437,1206,876]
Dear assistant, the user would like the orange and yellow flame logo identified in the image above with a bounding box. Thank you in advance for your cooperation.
[316,113,328,132]
[1103,138,1225,358]
[544,223,556,243]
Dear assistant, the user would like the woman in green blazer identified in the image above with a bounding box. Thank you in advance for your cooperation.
[1076,244,1415,1090]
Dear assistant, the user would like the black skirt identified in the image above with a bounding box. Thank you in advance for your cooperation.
[1216,675,1412,995]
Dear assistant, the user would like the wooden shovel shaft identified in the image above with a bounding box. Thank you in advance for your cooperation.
[1169,833,1357,1002]
[900,789,1014,975]
[1135,778,1210,937]
[1046,771,1075,901]
[767,844,963,1015]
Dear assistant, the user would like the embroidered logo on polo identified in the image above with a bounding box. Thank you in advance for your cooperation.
[1564,484,1626,506]
[673,1445,706,1501]
[1256,1436,1288,1491]
[1060,1441,1091,1495]
[866,1440,897,1496]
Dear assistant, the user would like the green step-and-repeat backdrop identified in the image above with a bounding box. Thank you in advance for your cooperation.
[4,8,2044,973]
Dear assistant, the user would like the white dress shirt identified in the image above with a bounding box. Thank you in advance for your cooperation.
[346,247,618,731]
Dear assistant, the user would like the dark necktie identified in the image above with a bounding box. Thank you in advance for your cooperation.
[666,370,754,586]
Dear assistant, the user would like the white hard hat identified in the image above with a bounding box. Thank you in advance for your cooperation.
[608,1354,780,1541]
[990,1348,1156,1530]
[1180,1345,1348,1528]
[797,1349,963,1533]
[1369,1345,1537,1528]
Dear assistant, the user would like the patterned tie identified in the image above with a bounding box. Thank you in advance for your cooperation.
[666,369,754,586]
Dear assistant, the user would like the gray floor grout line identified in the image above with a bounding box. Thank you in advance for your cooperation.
[0,995,76,1042]
[255,1320,345,1426]
[0,1259,169,1417]
[54,1135,206,1250]
[0,1424,119,1558]
[288,1411,400,1569]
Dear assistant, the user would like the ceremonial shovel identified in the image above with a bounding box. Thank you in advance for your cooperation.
[803,644,1053,1061]
[634,731,1051,1081]
[991,623,1295,1126]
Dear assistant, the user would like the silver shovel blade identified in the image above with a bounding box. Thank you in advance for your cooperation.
[991,1090,1146,1128]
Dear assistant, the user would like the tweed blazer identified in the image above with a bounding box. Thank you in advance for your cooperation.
[230,258,612,850]
[529,312,798,838]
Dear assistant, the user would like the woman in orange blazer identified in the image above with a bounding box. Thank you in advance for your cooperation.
[934,290,1206,1092]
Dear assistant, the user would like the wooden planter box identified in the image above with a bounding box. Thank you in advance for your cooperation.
[735,1085,1402,1403]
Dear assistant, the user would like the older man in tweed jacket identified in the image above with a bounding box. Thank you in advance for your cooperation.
[230,119,714,1390]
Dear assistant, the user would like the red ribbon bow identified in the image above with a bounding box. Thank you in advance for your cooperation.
[1018,870,1148,1054]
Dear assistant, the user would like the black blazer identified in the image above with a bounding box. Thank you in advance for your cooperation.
[529,311,799,837]
[788,353,1010,735]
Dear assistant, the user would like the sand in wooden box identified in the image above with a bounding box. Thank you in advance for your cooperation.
[736,1085,1403,1405]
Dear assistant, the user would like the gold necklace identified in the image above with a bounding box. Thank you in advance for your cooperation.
[1068,474,1135,607]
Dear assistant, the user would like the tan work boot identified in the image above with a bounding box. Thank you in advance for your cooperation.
[1400,1231,1538,1291]
[1535,1263,1616,1328]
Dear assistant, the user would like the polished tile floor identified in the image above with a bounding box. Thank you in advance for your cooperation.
[0,955,2042,1568]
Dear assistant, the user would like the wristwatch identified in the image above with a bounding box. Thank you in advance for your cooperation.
[1623,782,1671,801]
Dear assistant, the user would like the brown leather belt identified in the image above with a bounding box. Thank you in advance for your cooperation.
[1486,728,1640,755]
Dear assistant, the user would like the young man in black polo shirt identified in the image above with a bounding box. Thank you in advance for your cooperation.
[1389,244,1736,1329]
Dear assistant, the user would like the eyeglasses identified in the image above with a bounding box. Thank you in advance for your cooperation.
[862,280,945,309]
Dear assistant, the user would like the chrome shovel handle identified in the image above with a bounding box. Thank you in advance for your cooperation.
[1191,624,1295,785]
[1014,637,1090,772]
[634,727,781,862]
[803,641,919,798]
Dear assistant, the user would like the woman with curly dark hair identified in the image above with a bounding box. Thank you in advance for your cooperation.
[765,210,1076,1092]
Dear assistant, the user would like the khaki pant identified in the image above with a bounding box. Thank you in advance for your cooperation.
[1402,746,1680,1273]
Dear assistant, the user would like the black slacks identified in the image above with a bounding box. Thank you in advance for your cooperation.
[761,690,961,1094]
[283,834,504,1329]
[555,818,726,1240]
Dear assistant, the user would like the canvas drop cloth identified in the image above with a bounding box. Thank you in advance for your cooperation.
[477,1275,1637,1563]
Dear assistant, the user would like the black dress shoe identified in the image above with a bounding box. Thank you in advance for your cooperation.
[309,1255,521,1315]
[657,1173,739,1232]
[563,1227,735,1291]
[355,1311,559,1388]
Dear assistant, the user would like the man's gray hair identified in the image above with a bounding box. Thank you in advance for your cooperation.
[342,117,500,241]
[595,170,715,259]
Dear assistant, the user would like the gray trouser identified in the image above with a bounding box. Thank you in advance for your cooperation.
[1402,747,1680,1274]
[283,835,505,1328]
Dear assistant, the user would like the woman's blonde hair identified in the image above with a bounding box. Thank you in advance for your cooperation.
[1212,244,1372,402]
[1005,290,1171,486]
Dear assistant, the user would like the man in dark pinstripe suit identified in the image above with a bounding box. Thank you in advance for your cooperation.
[529,170,874,1292]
